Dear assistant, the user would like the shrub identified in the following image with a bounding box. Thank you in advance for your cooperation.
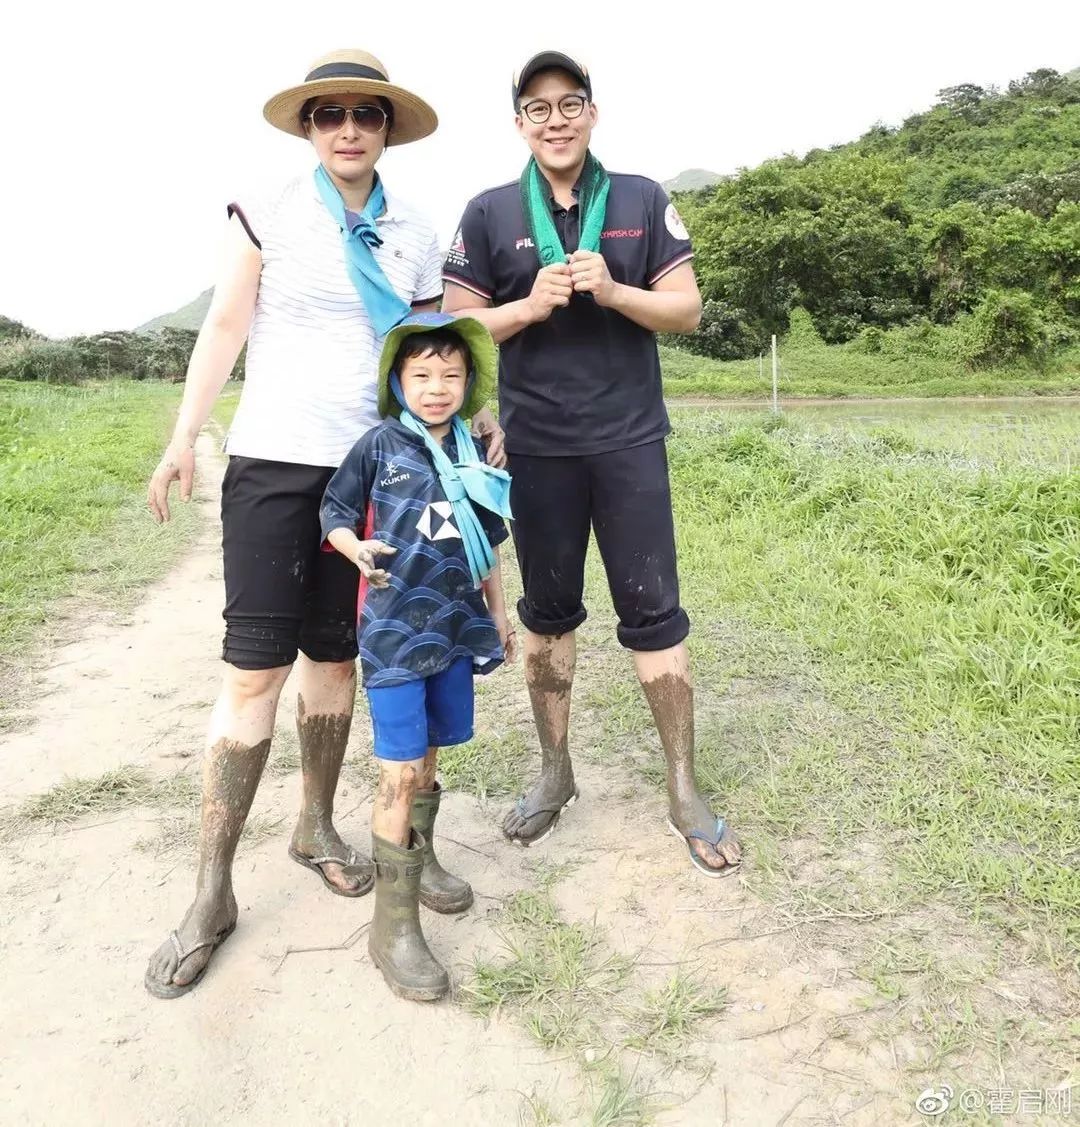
[961,289,1051,367]
[0,339,84,383]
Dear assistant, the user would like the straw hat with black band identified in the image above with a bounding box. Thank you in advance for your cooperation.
[264,50,438,145]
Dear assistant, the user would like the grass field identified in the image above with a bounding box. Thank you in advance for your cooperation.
[439,398,1079,1110]
[8,378,1078,1113]
[660,338,1080,400]
[656,404,1079,960]
[0,380,199,711]
[8,384,1077,950]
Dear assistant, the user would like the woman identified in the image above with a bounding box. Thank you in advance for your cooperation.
[144,49,503,999]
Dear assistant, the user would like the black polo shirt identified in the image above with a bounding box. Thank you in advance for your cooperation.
[443,172,694,457]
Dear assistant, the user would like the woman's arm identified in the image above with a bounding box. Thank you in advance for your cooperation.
[147,216,261,523]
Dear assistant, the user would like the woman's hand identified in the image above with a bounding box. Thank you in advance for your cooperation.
[354,540,397,588]
[472,408,507,469]
[147,442,195,524]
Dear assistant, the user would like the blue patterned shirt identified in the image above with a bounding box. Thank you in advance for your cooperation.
[319,418,508,688]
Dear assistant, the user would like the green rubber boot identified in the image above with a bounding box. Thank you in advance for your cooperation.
[412,783,474,914]
[368,830,449,1002]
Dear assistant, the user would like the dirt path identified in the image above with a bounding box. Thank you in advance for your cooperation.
[0,437,911,1126]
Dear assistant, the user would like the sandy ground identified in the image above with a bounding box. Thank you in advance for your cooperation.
[0,436,915,1126]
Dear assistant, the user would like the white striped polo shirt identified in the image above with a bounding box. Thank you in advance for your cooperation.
[225,173,443,468]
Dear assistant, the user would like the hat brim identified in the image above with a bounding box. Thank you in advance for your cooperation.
[263,78,438,146]
[378,316,498,421]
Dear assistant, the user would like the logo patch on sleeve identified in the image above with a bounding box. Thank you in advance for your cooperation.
[664,203,689,241]
[446,227,468,268]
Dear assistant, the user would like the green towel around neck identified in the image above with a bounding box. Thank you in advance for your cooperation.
[519,151,610,266]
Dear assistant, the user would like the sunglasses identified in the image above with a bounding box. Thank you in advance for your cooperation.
[306,104,389,134]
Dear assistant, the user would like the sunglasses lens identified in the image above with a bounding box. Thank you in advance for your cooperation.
[353,106,385,130]
[311,106,346,132]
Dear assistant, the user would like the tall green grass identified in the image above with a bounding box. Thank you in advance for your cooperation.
[0,380,192,688]
[660,337,1080,400]
[668,406,1080,952]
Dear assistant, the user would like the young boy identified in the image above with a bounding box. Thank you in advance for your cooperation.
[319,311,515,1001]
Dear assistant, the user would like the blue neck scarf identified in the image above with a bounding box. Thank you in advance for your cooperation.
[314,166,412,338]
[391,374,513,588]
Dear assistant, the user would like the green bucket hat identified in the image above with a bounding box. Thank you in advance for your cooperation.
[378,312,498,420]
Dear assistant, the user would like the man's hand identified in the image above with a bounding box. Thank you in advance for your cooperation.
[147,442,195,524]
[472,408,506,469]
[354,540,397,588]
[568,250,617,305]
[525,262,574,323]
[492,610,518,663]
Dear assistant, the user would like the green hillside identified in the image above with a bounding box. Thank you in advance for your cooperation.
[663,168,723,193]
[675,67,1080,365]
[137,289,212,334]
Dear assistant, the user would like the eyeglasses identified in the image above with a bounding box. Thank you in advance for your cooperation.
[519,94,588,125]
[306,104,389,134]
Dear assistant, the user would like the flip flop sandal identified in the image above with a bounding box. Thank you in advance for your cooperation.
[667,817,743,879]
[288,845,374,898]
[505,787,580,848]
[144,921,237,1000]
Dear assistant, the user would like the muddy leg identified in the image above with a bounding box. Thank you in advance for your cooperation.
[146,663,288,992]
[635,643,742,871]
[289,655,362,891]
[419,746,438,791]
[372,758,424,847]
[502,629,578,843]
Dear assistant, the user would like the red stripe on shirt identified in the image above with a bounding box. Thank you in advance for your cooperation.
[442,273,493,300]
[648,250,695,286]
[356,501,376,621]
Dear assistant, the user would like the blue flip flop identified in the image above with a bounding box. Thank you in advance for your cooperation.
[505,787,580,847]
[667,817,742,879]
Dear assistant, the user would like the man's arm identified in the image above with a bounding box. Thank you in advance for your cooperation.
[568,254,702,334]
[446,257,701,339]
[443,264,573,344]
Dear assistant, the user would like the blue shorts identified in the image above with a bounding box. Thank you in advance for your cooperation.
[366,657,475,762]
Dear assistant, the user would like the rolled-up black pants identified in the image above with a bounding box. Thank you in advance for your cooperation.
[508,439,689,652]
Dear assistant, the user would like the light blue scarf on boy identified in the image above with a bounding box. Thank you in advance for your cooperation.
[391,373,512,588]
[314,165,412,338]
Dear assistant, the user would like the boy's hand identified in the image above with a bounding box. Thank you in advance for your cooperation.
[147,442,195,524]
[568,250,616,305]
[526,262,573,323]
[354,540,396,588]
[492,611,518,663]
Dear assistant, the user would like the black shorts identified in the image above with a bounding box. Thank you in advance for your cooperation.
[220,456,359,670]
[508,440,689,652]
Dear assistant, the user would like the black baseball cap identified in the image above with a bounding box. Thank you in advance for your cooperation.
[511,51,592,108]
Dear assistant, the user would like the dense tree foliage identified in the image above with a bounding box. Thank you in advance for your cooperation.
[0,327,245,384]
[675,69,1080,364]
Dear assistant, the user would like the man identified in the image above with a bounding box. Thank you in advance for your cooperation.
[442,52,742,875]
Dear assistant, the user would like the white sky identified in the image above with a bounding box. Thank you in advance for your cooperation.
[1,0,1077,337]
